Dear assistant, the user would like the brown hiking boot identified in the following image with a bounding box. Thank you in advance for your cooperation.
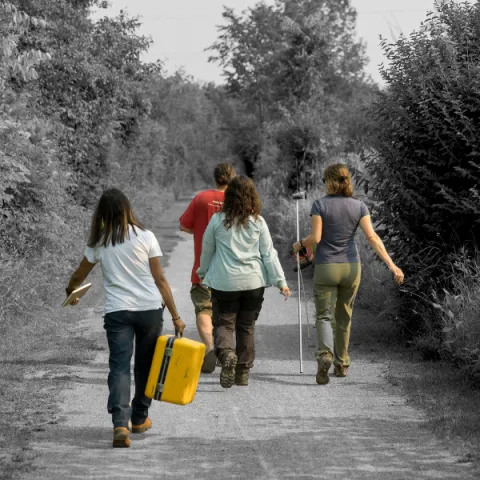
[112,427,130,448]
[219,350,237,389]
[132,417,152,434]
[316,352,333,385]
[334,365,348,377]
[235,369,249,386]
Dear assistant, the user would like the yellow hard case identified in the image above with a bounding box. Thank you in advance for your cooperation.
[145,335,205,405]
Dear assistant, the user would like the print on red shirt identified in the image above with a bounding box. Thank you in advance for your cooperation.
[179,190,225,284]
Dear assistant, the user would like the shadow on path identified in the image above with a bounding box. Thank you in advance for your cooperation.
[31,417,473,480]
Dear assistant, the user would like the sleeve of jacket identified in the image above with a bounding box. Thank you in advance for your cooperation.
[258,217,287,288]
[196,214,217,280]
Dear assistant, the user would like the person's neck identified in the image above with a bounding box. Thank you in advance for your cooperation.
[215,185,227,192]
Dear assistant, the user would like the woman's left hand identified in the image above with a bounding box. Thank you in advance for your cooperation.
[280,286,291,297]
[292,242,302,253]
[65,288,80,306]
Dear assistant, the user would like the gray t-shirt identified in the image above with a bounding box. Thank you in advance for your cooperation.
[310,195,369,264]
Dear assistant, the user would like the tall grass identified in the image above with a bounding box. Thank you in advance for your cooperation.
[421,247,480,383]
[0,203,92,362]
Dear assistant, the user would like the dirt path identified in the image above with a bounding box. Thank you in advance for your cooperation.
[21,196,478,480]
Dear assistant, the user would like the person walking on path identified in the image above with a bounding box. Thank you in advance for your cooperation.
[197,175,291,388]
[292,163,404,385]
[179,163,236,373]
[65,188,185,448]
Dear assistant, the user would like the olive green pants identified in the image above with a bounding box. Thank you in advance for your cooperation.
[314,263,361,367]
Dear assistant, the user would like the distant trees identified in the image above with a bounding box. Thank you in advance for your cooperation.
[0,0,233,259]
[208,0,376,191]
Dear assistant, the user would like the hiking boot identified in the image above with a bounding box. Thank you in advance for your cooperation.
[219,350,237,389]
[132,417,152,434]
[201,349,217,374]
[316,352,333,385]
[334,365,348,377]
[235,369,249,386]
[112,427,130,448]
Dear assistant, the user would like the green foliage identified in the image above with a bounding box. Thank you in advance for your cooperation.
[422,248,480,383]
[31,5,153,202]
[101,71,236,199]
[365,1,480,359]
[208,0,375,189]
[0,0,235,354]
[209,0,368,109]
[0,1,50,207]
[0,2,50,81]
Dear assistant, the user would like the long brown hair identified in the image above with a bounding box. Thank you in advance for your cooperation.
[222,176,261,229]
[323,163,354,197]
[87,188,145,248]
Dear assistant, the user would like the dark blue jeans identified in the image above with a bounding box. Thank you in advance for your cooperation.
[103,308,163,428]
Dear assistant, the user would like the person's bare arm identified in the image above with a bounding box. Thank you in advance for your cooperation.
[64,257,96,305]
[293,215,322,251]
[66,257,96,295]
[359,215,404,284]
[149,256,185,333]
[180,223,194,235]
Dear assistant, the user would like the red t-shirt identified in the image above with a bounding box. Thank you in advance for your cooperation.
[179,189,225,284]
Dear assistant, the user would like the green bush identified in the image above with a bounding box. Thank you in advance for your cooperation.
[364,1,480,342]
[0,1,234,367]
[355,233,401,317]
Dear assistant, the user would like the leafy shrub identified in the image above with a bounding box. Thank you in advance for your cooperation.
[0,1,234,368]
[208,0,376,190]
[364,1,480,341]
[355,233,401,317]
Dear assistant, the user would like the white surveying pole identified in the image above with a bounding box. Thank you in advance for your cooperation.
[292,191,307,373]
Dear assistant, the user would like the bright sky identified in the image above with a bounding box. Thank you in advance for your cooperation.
[91,1,473,86]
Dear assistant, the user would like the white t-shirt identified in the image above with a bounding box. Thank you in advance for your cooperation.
[84,226,163,314]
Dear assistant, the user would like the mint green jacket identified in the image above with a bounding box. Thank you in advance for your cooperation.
[196,213,287,291]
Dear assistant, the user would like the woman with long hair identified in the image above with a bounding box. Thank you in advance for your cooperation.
[197,175,290,388]
[293,163,404,385]
[65,188,185,447]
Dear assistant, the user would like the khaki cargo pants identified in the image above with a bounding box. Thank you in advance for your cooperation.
[314,263,361,367]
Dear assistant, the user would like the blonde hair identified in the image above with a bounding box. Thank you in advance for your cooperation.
[323,163,353,197]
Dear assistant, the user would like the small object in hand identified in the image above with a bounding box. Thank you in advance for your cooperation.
[280,288,290,300]
[62,283,92,307]
[292,246,314,272]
